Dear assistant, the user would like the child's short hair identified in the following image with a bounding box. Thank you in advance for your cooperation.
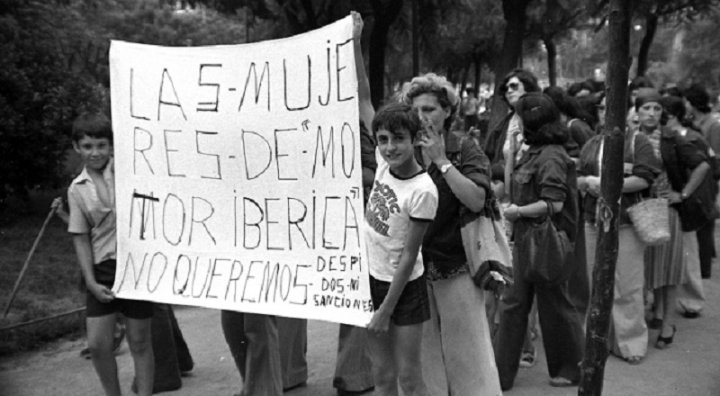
[372,103,422,140]
[72,112,113,143]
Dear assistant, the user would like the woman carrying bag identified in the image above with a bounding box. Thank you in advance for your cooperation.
[493,92,585,390]
[577,118,660,364]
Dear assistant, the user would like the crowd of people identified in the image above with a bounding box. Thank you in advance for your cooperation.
[60,12,719,396]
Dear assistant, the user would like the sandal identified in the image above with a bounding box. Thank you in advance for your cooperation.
[519,350,536,368]
[549,377,578,387]
[655,324,677,349]
[625,355,643,365]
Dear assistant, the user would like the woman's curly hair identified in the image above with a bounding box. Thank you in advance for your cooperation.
[400,73,459,131]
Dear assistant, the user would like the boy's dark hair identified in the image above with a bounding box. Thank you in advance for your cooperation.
[372,103,422,140]
[515,92,568,145]
[72,112,113,143]
[499,69,540,105]
[683,84,711,113]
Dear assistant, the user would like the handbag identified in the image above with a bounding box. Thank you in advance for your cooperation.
[517,201,574,285]
[626,198,671,245]
[460,198,513,291]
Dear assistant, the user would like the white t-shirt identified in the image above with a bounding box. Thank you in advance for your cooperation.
[364,149,439,282]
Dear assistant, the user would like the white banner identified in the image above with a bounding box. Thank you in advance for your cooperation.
[109,15,372,326]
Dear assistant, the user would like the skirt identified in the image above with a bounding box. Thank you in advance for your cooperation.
[644,208,686,288]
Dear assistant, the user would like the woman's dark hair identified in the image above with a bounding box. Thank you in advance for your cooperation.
[499,69,540,105]
[543,86,595,125]
[567,81,594,97]
[372,102,422,140]
[683,84,712,113]
[515,92,568,145]
[659,95,686,123]
[628,76,655,92]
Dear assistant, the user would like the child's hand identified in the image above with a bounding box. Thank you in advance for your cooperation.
[51,197,63,211]
[51,196,70,224]
[87,282,115,303]
[367,309,391,333]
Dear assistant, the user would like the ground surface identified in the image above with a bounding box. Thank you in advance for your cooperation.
[1,269,719,396]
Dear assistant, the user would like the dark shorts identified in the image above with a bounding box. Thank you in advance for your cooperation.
[85,259,153,319]
[370,275,430,326]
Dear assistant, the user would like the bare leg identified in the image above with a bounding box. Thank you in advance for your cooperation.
[87,314,121,396]
[660,285,677,338]
[126,317,154,396]
[369,329,398,396]
[393,323,429,396]
[653,288,664,321]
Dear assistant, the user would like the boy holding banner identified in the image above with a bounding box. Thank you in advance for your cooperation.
[365,103,438,395]
[67,112,154,396]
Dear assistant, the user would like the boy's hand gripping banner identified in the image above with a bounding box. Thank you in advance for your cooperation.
[109,15,372,326]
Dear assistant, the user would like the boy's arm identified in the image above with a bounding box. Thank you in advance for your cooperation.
[72,233,115,302]
[352,11,374,132]
[367,220,430,333]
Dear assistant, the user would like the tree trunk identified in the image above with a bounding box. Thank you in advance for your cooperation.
[544,36,557,87]
[636,13,658,77]
[578,0,631,394]
[369,0,404,108]
[474,56,482,93]
[489,0,531,132]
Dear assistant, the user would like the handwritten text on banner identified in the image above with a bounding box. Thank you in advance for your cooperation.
[109,15,372,326]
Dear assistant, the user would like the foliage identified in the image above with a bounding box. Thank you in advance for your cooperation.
[0,0,254,209]
[0,0,107,206]
[677,8,720,91]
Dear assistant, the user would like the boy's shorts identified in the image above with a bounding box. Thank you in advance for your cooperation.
[370,275,430,326]
[85,259,153,319]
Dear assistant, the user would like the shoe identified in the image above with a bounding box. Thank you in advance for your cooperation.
[682,310,700,319]
[549,377,578,387]
[648,317,663,330]
[656,325,676,349]
[625,355,643,365]
[519,350,536,368]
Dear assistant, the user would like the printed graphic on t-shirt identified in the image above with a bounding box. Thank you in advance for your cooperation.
[366,180,401,236]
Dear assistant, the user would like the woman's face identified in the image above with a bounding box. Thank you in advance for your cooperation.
[637,101,662,130]
[505,76,526,107]
[412,93,450,132]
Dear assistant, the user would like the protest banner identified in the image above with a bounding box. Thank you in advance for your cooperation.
[109,15,373,327]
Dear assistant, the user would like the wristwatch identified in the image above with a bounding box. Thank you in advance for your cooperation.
[680,191,689,201]
[439,162,453,174]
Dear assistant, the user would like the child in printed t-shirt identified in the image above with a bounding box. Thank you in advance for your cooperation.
[67,112,155,396]
[365,103,438,395]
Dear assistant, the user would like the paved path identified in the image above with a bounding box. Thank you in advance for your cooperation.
[2,271,720,395]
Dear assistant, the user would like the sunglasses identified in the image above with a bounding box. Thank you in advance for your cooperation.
[506,82,520,91]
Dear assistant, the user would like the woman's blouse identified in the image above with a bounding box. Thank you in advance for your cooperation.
[578,130,660,225]
[511,144,578,243]
[422,132,491,280]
